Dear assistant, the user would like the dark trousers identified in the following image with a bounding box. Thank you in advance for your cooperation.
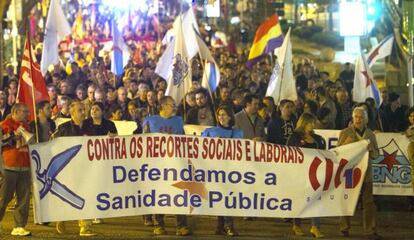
[154,214,187,228]
[0,170,31,227]
[340,182,377,235]
[217,216,233,228]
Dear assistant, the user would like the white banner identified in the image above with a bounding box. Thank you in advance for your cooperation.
[184,124,209,136]
[315,130,414,196]
[29,134,368,222]
[55,118,137,136]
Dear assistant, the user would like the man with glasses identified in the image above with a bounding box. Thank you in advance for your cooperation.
[142,96,191,236]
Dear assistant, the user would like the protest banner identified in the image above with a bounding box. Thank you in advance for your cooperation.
[185,127,414,196]
[29,134,368,222]
[315,130,414,196]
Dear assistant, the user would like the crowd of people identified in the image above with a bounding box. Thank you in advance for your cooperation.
[0,10,412,240]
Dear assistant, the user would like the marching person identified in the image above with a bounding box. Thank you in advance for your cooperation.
[53,101,97,237]
[266,99,297,145]
[202,105,243,237]
[404,107,414,211]
[29,100,55,226]
[84,102,117,136]
[235,94,265,141]
[83,101,117,225]
[30,100,56,143]
[142,96,191,236]
[286,113,325,238]
[338,107,381,240]
[0,103,32,236]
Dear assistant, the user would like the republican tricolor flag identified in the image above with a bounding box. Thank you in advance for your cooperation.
[246,14,284,69]
[17,36,50,121]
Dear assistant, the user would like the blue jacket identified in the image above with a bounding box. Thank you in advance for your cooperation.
[202,126,243,139]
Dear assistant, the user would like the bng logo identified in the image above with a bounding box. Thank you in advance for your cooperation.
[309,157,362,191]
[373,139,411,184]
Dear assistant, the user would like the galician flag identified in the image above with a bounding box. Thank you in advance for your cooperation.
[353,51,382,106]
[367,34,394,68]
[40,0,71,76]
[111,19,130,76]
[165,15,191,104]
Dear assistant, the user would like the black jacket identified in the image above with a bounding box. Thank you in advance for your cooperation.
[55,120,88,137]
[29,118,56,142]
[83,118,117,136]
[266,116,297,145]
[286,131,326,150]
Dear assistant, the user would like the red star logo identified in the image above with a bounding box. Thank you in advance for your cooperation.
[171,160,208,214]
[361,71,372,87]
[367,47,379,64]
[380,150,399,171]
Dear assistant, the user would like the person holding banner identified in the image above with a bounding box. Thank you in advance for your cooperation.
[0,103,32,236]
[235,94,265,141]
[404,107,414,211]
[142,96,191,236]
[338,107,381,240]
[286,113,326,238]
[29,100,56,143]
[202,105,243,237]
[84,102,117,136]
[53,101,97,237]
[266,99,297,145]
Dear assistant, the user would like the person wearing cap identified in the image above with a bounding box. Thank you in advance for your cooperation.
[382,92,408,132]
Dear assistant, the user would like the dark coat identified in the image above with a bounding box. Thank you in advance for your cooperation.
[83,118,117,136]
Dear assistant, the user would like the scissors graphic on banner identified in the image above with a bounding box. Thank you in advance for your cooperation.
[31,145,85,210]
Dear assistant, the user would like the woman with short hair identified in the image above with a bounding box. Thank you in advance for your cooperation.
[84,102,117,136]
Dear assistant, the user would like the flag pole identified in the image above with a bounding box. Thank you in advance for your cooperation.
[408,31,413,107]
[27,35,39,143]
[191,7,217,111]
[179,0,188,123]
[277,28,290,104]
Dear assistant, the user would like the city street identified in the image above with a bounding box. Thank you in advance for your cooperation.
[1,197,413,239]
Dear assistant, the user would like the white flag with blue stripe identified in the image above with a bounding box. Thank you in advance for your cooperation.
[353,51,382,106]
[111,19,130,76]
[367,34,394,68]
[201,61,220,92]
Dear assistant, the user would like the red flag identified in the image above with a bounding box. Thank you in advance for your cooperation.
[17,36,49,121]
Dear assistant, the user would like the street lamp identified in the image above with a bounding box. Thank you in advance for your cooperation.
[339,1,367,54]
